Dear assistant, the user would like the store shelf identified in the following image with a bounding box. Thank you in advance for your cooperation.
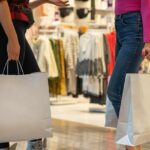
[96,9,114,15]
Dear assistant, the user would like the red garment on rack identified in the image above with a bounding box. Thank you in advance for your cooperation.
[105,32,116,76]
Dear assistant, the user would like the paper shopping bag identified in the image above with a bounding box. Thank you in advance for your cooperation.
[0,69,52,142]
[116,74,150,146]
[105,76,118,128]
[105,96,118,128]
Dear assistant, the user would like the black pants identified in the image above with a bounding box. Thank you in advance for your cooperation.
[0,20,40,148]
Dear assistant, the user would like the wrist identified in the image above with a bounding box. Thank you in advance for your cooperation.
[145,43,150,47]
[8,34,18,43]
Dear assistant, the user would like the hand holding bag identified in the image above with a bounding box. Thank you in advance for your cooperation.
[0,61,52,143]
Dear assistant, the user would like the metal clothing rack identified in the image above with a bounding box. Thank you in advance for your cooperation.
[91,0,96,20]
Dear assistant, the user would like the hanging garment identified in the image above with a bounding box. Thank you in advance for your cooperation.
[31,36,58,78]
[57,40,67,95]
[49,39,61,78]
[95,33,106,75]
[77,31,106,76]
[77,31,107,99]
[76,32,95,76]
[82,76,100,96]
[104,32,116,75]
[49,39,61,96]
[63,31,79,95]
[103,34,110,74]
[48,39,67,96]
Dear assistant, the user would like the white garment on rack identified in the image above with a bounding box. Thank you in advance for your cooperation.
[78,32,95,63]
[63,31,79,95]
[82,76,100,96]
[63,31,79,70]
[78,31,106,74]
[95,33,106,74]
[77,30,106,96]
[32,36,59,78]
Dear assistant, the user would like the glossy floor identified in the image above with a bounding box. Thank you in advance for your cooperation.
[10,119,150,150]
[51,102,106,127]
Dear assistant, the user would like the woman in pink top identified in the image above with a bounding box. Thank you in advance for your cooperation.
[107,0,150,150]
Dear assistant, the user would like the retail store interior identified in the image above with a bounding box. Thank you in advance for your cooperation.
[8,0,150,149]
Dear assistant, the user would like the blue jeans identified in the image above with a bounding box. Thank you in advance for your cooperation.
[107,11,144,118]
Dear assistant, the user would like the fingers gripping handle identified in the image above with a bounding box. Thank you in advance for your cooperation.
[2,60,24,75]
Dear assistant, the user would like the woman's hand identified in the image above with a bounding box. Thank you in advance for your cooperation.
[142,43,150,60]
[7,38,20,61]
[44,0,69,7]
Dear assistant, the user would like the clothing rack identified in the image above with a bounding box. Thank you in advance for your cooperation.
[77,27,116,113]
[91,0,96,20]
[35,25,81,105]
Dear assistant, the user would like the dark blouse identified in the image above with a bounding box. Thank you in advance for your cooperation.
[8,0,29,22]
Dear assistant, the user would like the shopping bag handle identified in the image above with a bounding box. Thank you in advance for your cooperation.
[2,60,24,75]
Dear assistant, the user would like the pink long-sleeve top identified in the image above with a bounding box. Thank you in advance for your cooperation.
[115,0,150,42]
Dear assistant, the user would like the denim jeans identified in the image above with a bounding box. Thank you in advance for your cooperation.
[107,11,144,118]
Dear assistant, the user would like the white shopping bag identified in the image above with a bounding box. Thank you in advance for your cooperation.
[0,61,52,143]
[116,74,150,146]
[105,96,118,128]
[105,76,118,128]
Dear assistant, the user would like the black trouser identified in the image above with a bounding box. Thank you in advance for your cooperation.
[0,20,40,148]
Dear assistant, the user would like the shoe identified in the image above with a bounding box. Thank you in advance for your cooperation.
[26,140,42,150]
